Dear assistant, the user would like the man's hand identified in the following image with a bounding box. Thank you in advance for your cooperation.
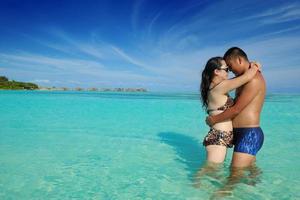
[206,116,215,127]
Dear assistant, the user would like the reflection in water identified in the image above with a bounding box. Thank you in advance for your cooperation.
[158,131,263,199]
[211,164,262,199]
[193,161,224,188]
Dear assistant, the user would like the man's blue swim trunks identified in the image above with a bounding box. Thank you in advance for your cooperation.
[233,127,264,156]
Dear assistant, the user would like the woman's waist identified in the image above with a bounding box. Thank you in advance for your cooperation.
[212,121,233,132]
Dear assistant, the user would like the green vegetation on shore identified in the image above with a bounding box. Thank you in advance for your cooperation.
[0,76,38,90]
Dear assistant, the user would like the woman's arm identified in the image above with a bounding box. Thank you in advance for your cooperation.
[215,63,260,94]
[206,75,261,126]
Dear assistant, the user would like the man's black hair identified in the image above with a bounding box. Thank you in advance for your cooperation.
[223,47,248,61]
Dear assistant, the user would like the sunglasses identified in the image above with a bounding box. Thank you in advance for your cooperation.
[218,67,230,72]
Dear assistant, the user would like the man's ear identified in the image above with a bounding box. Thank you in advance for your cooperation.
[238,56,242,65]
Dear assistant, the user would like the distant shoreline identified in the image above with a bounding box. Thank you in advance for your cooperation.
[0,76,147,92]
[37,87,148,92]
[0,87,148,92]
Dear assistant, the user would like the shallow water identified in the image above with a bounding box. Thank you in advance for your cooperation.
[0,91,299,199]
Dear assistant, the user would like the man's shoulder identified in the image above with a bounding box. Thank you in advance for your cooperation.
[238,73,265,95]
[247,73,265,86]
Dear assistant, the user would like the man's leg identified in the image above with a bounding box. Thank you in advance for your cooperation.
[231,152,255,168]
[212,127,264,198]
[225,152,256,188]
[211,152,257,198]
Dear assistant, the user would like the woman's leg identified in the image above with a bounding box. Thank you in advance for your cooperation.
[206,145,227,163]
[193,145,226,187]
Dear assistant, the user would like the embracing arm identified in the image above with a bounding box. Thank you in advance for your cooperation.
[216,62,260,94]
[206,76,261,126]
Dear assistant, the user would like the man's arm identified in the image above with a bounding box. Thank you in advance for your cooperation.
[206,76,261,126]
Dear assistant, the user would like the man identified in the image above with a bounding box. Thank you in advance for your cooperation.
[206,47,266,168]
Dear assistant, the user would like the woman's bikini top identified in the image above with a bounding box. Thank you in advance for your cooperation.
[207,95,234,113]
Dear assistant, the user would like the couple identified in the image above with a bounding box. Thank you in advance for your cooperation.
[196,47,266,191]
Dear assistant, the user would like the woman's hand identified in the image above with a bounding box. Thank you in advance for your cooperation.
[250,61,262,72]
[245,63,259,78]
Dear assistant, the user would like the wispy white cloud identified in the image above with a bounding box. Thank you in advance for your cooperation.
[157,1,300,53]
[68,80,81,84]
[110,45,202,83]
[239,36,300,70]
[110,46,152,70]
[131,0,146,33]
[257,25,300,38]
[147,11,162,37]
[238,2,300,24]
[262,8,300,24]
[32,29,107,60]
[0,51,168,87]
[31,79,50,83]
[0,53,105,73]
[78,44,104,59]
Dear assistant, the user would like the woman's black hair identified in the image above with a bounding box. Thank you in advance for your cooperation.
[200,56,223,110]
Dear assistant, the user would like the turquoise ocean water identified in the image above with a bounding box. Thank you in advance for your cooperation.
[0,91,299,199]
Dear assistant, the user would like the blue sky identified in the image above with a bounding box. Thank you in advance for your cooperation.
[0,0,299,92]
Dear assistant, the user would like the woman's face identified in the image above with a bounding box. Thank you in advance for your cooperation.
[217,60,229,80]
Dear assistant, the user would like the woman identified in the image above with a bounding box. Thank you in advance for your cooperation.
[193,57,260,187]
